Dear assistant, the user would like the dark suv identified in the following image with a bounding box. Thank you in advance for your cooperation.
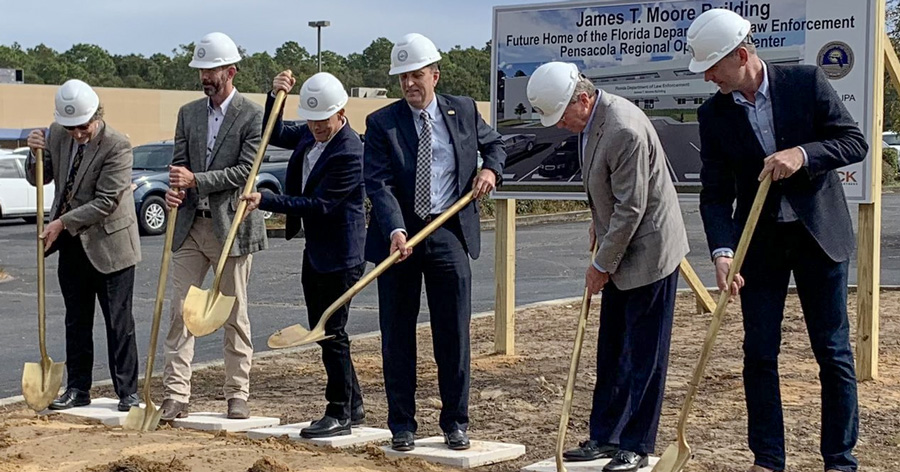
[131,141,292,235]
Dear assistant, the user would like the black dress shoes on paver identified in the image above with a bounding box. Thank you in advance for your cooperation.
[603,450,649,472]
[300,415,351,438]
[563,440,618,462]
[444,429,471,450]
[350,405,366,426]
[159,399,189,421]
[117,393,140,412]
[391,431,416,451]
[48,388,91,410]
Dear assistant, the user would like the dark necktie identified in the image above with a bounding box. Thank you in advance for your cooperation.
[59,144,85,215]
[414,110,433,219]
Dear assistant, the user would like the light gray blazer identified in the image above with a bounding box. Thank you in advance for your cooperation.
[171,91,267,256]
[26,122,141,274]
[582,91,689,290]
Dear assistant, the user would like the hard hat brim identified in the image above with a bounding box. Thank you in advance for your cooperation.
[389,59,438,76]
[189,58,240,69]
[538,105,567,127]
[688,57,719,73]
[54,110,95,127]
[297,107,342,121]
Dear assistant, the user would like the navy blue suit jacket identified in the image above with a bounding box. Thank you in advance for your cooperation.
[698,64,867,263]
[363,94,506,262]
[259,93,366,273]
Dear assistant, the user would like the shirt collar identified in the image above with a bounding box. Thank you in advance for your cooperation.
[409,96,440,121]
[732,59,769,105]
[209,87,238,115]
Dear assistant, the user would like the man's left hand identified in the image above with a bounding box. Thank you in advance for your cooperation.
[759,147,804,181]
[169,165,196,189]
[585,264,609,295]
[41,219,65,251]
[472,169,497,198]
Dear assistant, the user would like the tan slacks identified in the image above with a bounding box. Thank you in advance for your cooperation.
[163,217,253,402]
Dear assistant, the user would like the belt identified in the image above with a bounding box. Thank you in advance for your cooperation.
[196,209,213,218]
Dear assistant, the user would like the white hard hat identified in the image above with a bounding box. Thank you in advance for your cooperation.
[686,9,752,73]
[297,72,349,121]
[189,32,241,69]
[526,62,580,127]
[54,79,100,127]
[389,33,442,75]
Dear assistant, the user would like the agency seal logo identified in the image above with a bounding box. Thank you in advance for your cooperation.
[64,105,76,115]
[307,97,318,109]
[818,42,853,80]
[397,50,408,62]
[197,48,207,59]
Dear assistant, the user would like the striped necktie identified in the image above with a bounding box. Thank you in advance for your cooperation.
[59,144,85,215]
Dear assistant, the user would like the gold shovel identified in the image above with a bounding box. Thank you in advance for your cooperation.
[123,190,179,431]
[555,242,599,472]
[182,89,288,337]
[22,148,65,411]
[652,174,771,472]
[268,190,477,349]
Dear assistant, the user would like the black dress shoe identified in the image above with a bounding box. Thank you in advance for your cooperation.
[444,429,471,450]
[301,415,351,438]
[117,393,140,412]
[350,405,366,426]
[48,388,91,410]
[563,440,618,462]
[603,450,649,472]
[391,430,415,451]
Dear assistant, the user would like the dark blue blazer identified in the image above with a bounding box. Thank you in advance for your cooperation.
[698,64,868,263]
[363,94,506,262]
[259,93,366,273]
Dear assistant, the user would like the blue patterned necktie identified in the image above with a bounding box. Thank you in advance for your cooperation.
[414,110,433,219]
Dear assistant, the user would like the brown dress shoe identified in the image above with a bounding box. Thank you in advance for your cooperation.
[159,399,189,421]
[227,398,250,419]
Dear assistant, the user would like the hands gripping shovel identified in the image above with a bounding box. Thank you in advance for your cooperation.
[123,190,179,431]
[181,88,288,337]
[22,149,65,411]
[652,175,772,472]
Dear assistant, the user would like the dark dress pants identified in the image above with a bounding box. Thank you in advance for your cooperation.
[588,269,678,455]
[377,215,471,434]
[301,251,365,420]
[57,234,139,398]
[740,221,858,472]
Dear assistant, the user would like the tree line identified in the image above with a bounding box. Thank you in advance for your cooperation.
[0,38,492,101]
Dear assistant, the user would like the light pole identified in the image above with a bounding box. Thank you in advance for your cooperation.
[308,20,331,72]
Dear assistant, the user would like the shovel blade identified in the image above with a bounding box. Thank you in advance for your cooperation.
[651,443,691,472]
[22,360,65,412]
[183,286,235,337]
[267,324,333,349]
[123,403,163,432]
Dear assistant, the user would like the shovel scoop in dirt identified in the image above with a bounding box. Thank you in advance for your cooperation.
[22,149,65,411]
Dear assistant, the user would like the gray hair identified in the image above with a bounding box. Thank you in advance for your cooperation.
[726,34,756,58]
[570,75,596,103]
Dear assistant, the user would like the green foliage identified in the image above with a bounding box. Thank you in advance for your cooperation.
[0,38,493,99]
[884,146,900,186]
[478,197,589,219]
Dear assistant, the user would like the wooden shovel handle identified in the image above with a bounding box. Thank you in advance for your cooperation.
[35,149,48,361]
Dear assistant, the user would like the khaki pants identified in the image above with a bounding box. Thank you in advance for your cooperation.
[163,217,253,402]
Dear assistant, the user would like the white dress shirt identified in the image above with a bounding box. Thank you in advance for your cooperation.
[198,87,237,210]
[303,118,346,192]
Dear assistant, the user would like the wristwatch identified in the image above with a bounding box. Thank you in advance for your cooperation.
[712,249,734,262]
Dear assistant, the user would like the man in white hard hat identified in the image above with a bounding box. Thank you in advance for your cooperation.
[364,33,506,451]
[687,9,866,472]
[242,70,367,438]
[527,62,688,472]
[25,79,142,412]
[161,32,266,421]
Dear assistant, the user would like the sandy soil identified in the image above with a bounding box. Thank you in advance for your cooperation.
[1,291,898,472]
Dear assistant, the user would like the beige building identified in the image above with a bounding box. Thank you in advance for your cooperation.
[0,84,491,148]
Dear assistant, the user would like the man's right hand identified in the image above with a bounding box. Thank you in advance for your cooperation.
[27,129,45,154]
[272,70,295,95]
[391,231,412,262]
[166,188,185,210]
[715,256,745,301]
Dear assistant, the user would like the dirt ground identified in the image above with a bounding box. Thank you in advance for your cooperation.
[1,291,898,472]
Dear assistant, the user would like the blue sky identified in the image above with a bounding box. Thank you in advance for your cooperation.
[0,0,554,56]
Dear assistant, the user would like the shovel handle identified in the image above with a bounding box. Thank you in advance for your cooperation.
[673,174,772,435]
[209,90,288,297]
[35,148,49,361]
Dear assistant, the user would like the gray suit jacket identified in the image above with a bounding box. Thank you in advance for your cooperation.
[583,91,689,290]
[171,91,267,256]
[26,122,141,274]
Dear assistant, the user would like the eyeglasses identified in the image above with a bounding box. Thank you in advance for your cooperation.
[63,123,91,131]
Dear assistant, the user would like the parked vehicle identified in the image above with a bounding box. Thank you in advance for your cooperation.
[0,152,55,223]
[131,140,292,235]
[501,133,536,162]
[538,135,580,179]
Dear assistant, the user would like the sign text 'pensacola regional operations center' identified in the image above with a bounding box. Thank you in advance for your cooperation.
[491,0,878,203]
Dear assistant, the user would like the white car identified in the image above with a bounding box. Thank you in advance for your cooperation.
[0,152,54,222]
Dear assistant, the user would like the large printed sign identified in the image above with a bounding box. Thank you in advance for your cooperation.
[491,0,877,202]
